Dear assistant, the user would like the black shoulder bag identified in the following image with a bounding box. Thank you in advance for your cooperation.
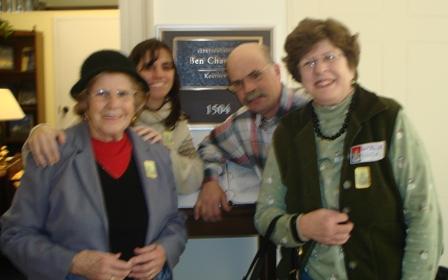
[243,215,282,280]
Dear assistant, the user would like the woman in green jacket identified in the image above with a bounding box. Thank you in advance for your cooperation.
[255,18,443,280]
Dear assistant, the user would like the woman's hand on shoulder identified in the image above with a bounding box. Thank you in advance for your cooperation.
[128,244,167,280]
[70,250,132,280]
[26,124,66,167]
[132,125,162,144]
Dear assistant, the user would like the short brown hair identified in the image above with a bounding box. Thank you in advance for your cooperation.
[283,18,360,83]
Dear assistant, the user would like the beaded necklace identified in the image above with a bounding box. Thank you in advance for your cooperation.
[311,91,356,141]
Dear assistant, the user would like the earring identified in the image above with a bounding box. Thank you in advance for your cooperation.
[131,115,138,123]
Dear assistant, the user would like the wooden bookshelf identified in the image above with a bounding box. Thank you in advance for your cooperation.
[0,30,45,153]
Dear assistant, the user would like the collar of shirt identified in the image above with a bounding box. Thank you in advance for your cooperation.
[253,84,295,129]
[255,114,276,130]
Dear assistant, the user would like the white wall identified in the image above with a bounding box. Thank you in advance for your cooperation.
[52,14,120,128]
[153,0,287,64]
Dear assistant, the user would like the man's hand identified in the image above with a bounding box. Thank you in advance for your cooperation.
[70,250,132,280]
[193,180,232,222]
[299,208,354,245]
[26,124,66,167]
[132,125,162,144]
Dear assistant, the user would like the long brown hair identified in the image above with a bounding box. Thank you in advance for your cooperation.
[129,39,183,130]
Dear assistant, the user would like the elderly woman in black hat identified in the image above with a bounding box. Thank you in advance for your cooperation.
[0,50,186,280]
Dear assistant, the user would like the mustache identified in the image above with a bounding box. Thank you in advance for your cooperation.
[244,91,265,103]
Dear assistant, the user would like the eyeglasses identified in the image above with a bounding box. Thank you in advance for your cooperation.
[90,89,136,102]
[227,64,271,93]
[299,52,343,71]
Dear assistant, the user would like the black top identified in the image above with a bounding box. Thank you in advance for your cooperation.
[97,157,148,261]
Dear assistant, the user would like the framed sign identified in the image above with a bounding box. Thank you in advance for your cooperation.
[157,26,273,123]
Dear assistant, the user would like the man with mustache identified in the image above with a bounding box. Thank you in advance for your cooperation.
[194,43,308,222]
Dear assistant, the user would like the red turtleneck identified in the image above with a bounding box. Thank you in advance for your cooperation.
[91,133,132,179]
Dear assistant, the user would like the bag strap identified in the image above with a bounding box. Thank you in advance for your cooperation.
[243,215,282,280]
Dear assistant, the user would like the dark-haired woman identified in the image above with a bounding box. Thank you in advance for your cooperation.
[129,39,203,195]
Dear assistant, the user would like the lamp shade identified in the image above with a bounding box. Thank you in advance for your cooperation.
[0,88,25,121]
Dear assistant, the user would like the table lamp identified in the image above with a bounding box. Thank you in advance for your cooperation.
[0,88,25,121]
[0,88,25,176]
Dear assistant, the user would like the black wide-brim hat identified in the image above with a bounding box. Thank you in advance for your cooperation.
[70,49,149,98]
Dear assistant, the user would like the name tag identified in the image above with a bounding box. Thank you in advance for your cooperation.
[350,141,385,164]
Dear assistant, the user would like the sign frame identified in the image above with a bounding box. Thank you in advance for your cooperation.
[156,25,274,123]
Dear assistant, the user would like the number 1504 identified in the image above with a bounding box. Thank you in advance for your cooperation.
[206,104,231,115]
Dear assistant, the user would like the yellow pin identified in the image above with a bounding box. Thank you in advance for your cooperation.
[355,166,371,189]
[144,160,158,179]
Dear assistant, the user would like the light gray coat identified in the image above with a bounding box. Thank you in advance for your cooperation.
[0,122,187,280]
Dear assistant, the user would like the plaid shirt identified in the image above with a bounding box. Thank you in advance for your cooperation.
[198,85,308,182]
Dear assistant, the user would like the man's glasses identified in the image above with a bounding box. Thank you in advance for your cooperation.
[299,52,343,71]
[90,89,136,102]
[227,64,271,93]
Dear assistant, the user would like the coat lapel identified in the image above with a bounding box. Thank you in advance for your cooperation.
[72,123,109,233]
